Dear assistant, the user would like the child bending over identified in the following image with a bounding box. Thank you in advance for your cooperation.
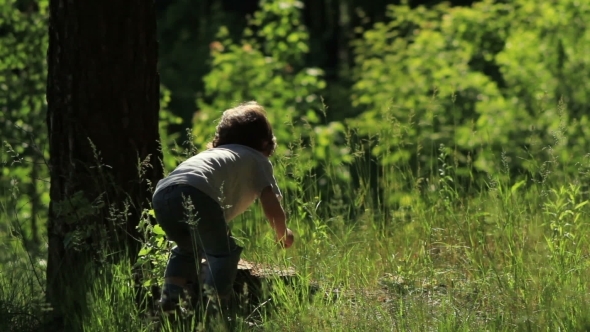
[151,101,294,315]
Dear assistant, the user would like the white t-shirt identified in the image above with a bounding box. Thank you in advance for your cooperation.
[153,144,282,221]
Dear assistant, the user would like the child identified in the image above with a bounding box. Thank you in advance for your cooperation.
[151,101,294,314]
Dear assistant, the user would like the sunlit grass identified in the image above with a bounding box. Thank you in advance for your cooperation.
[2,114,590,331]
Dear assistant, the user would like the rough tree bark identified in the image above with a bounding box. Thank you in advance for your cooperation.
[45,0,162,327]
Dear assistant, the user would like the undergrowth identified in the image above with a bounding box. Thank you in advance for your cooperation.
[1,101,590,332]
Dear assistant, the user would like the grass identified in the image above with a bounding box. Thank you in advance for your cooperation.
[0,180,47,332]
[1,125,590,332]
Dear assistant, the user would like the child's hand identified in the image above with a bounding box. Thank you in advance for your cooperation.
[279,228,294,249]
[261,186,293,249]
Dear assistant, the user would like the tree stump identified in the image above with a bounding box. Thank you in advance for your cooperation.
[198,258,302,309]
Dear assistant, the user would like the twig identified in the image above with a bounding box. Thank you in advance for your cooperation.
[244,297,272,322]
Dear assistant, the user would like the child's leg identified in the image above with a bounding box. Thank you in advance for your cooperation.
[162,245,200,299]
[180,195,243,311]
[153,184,242,314]
[152,185,202,304]
[200,242,242,302]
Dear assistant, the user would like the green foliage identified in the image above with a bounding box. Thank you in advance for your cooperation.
[543,183,588,273]
[350,0,590,182]
[157,0,248,125]
[0,0,50,247]
[0,0,49,159]
[193,0,323,147]
[158,85,187,173]
[192,0,351,193]
[495,0,590,165]
[135,209,172,291]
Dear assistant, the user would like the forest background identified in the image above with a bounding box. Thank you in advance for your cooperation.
[2,0,590,331]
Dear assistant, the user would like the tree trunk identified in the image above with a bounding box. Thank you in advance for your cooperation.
[45,0,162,328]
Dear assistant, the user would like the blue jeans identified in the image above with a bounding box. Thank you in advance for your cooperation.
[152,184,242,298]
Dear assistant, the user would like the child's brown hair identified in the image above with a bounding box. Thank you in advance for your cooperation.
[207,101,277,156]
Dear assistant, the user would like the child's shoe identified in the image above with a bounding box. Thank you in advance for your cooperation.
[158,284,187,316]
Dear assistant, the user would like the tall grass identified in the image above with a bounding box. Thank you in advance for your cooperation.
[0,186,47,332]
[2,106,590,331]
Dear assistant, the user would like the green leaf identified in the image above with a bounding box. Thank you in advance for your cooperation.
[153,224,166,236]
[574,201,589,210]
[511,180,526,194]
[138,247,151,256]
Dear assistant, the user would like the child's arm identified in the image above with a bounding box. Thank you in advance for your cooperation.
[260,186,294,248]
